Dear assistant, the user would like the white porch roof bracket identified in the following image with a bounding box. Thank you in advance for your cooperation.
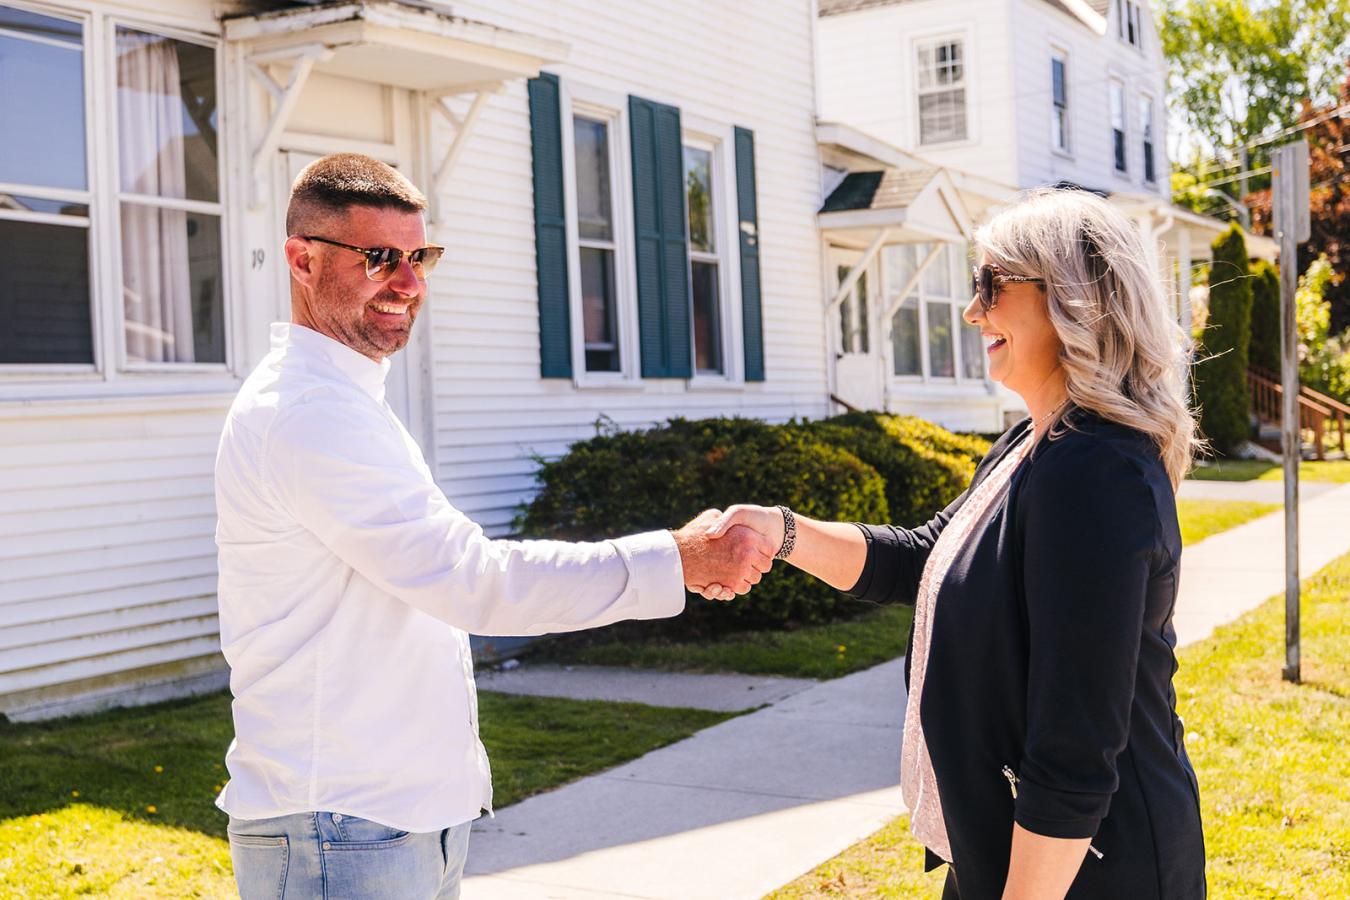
[828,228,890,314]
[246,44,334,208]
[429,87,498,225]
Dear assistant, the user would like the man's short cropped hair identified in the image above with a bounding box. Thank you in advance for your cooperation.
[285,153,428,236]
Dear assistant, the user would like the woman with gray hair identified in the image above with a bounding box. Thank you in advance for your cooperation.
[706,187,1205,899]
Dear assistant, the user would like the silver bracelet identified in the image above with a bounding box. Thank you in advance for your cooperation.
[775,506,796,560]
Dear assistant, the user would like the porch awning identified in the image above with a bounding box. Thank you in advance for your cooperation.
[817,165,973,247]
[223,1,568,92]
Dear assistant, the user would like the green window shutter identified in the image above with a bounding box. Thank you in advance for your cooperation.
[629,95,692,379]
[528,72,572,378]
[734,126,765,382]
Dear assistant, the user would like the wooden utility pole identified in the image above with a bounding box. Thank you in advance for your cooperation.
[1271,139,1310,683]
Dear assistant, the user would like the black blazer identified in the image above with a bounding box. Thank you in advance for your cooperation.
[849,410,1205,900]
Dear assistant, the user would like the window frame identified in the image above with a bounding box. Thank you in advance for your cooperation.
[1139,92,1156,185]
[680,116,743,389]
[0,1,234,394]
[1109,77,1128,176]
[882,241,985,387]
[910,28,975,150]
[558,82,641,389]
[1050,48,1071,157]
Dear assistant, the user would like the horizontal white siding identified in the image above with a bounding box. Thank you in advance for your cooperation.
[1010,0,1170,196]
[817,0,1020,187]
[0,397,230,716]
[428,0,831,532]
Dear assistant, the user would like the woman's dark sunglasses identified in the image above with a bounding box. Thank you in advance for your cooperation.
[300,235,445,282]
[972,264,1045,313]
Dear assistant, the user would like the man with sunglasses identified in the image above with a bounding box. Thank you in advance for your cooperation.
[213,153,773,899]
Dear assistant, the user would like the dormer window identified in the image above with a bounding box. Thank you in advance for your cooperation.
[915,37,968,145]
[1117,0,1143,48]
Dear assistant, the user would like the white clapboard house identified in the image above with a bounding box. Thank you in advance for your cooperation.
[814,0,1274,422]
[0,0,1244,719]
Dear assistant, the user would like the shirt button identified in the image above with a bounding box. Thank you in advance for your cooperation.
[332,813,343,822]
[322,841,332,850]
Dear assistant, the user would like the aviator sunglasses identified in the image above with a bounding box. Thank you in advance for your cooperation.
[971,263,1045,313]
[299,235,446,282]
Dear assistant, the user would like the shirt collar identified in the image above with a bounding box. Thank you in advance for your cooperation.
[272,322,392,401]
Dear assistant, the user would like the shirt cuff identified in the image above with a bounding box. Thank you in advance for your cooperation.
[612,529,687,621]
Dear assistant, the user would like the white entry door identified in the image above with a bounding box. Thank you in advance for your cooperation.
[280,149,432,456]
[831,248,884,411]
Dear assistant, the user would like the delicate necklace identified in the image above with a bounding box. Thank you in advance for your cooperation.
[1028,399,1068,444]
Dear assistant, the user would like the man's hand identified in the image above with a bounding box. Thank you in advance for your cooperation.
[672,509,775,600]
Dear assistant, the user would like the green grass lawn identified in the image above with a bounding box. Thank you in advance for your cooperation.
[545,499,1276,680]
[0,691,729,898]
[1188,458,1350,483]
[769,551,1350,899]
[1176,498,1279,546]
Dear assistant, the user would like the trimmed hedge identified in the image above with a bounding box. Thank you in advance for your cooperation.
[517,417,889,632]
[795,413,986,528]
[518,414,991,634]
[1195,224,1253,455]
[1249,260,1281,375]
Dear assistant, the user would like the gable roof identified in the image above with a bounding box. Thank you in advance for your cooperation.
[820,0,1107,34]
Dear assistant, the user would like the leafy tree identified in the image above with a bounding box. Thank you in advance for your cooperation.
[1194,225,1254,455]
[1248,66,1350,333]
[1248,260,1281,374]
[1160,0,1350,160]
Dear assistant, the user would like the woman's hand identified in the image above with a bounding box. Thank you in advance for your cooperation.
[701,506,786,601]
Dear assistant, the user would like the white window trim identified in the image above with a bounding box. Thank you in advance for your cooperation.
[558,82,642,390]
[0,1,236,399]
[909,26,977,151]
[681,114,743,390]
[1139,92,1157,185]
[882,241,986,388]
[1050,47,1072,159]
[1109,75,1129,178]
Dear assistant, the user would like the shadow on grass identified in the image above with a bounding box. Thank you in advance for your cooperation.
[0,691,234,839]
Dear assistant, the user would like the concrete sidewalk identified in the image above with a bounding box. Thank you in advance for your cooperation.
[1176,478,1339,504]
[463,482,1350,900]
[476,665,817,713]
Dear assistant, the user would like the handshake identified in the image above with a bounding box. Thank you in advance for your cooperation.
[670,505,789,603]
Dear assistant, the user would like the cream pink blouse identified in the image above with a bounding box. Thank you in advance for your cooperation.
[900,432,1032,861]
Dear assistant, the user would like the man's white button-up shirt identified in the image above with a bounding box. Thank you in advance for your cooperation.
[214,323,685,832]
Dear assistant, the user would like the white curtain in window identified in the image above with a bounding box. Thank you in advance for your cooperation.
[117,32,192,363]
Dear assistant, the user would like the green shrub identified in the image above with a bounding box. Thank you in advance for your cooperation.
[1297,256,1350,403]
[796,413,986,528]
[1248,260,1281,375]
[1194,224,1253,455]
[517,417,889,633]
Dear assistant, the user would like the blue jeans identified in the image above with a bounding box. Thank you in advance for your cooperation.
[227,811,472,900]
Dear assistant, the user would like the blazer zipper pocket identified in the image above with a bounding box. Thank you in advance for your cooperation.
[1001,765,1104,860]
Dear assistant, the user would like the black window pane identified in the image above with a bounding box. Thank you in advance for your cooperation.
[927,301,955,377]
[892,302,920,376]
[0,8,86,189]
[692,260,721,373]
[121,204,224,364]
[1114,130,1127,171]
[117,28,218,203]
[580,246,619,372]
[0,219,92,363]
[573,116,612,242]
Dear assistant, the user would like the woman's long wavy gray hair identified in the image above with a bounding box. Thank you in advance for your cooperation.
[974,187,1200,489]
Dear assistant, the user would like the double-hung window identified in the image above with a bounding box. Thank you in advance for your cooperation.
[1139,95,1156,184]
[915,37,967,145]
[571,110,622,374]
[1110,79,1127,174]
[1051,52,1070,154]
[885,242,984,383]
[1117,0,1143,48]
[0,3,225,378]
[683,137,728,377]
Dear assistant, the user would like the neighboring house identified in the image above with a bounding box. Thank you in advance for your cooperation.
[815,0,1273,422]
[0,0,830,719]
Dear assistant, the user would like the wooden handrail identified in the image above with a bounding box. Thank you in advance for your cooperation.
[1249,365,1346,455]
[1247,369,1331,460]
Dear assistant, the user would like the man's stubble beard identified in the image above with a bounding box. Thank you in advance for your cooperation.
[313,268,418,360]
